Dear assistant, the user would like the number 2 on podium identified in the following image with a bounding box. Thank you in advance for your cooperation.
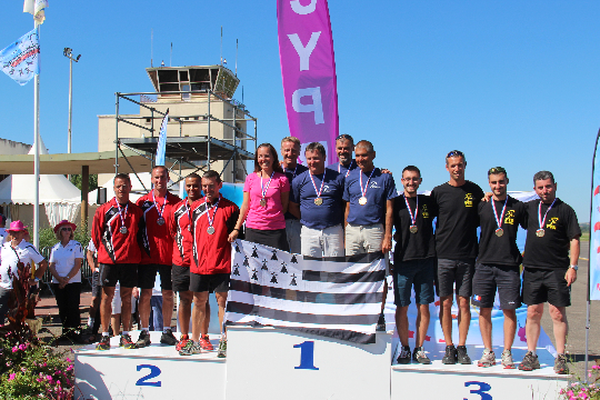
[294,341,319,370]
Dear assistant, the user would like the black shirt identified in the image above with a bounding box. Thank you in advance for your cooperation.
[393,194,437,262]
[431,181,484,259]
[477,196,526,267]
[522,198,580,270]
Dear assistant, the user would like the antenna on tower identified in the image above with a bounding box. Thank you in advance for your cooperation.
[150,29,153,67]
[220,26,223,65]
[235,38,238,76]
[170,42,173,67]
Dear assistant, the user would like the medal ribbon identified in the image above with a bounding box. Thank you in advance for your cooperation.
[338,160,355,178]
[206,195,221,229]
[185,200,194,232]
[260,171,275,202]
[309,171,326,199]
[151,190,166,220]
[491,197,508,231]
[403,194,418,226]
[287,164,299,180]
[538,198,557,230]
[116,200,128,229]
[359,169,376,200]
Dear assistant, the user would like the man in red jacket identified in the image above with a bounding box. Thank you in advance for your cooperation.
[92,174,143,350]
[136,166,181,348]
[179,171,239,358]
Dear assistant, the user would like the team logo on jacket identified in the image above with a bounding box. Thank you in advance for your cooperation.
[504,209,515,225]
[546,217,559,231]
[464,193,474,208]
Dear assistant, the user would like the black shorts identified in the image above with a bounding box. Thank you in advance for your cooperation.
[437,258,475,298]
[471,263,521,309]
[190,273,230,293]
[246,228,289,252]
[91,270,102,297]
[138,264,173,290]
[99,263,138,288]
[522,268,571,307]
[171,264,191,292]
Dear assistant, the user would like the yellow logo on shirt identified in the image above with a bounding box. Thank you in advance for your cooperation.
[422,204,430,219]
[464,193,474,208]
[504,209,515,225]
[546,217,559,230]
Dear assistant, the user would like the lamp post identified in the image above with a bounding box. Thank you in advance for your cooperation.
[63,47,80,153]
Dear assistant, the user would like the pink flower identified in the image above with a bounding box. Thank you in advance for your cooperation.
[8,373,15,381]
[18,343,27,351]
[11,346,18,353]
[66,358,71,363]
[66,365,73,372]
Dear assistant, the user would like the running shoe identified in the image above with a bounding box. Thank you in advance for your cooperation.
[217,339,227,358]
[457,345,472,364]
[518,351,540,371]
[160,328,178,346]
[501,349,515,369]
[199,335,214,351]
[179,340,202,356]
[136,330,151,348]
[397,345,411,364]
[412,347,431,365]
[176,334,190,352]
[119,333,138,349]
[96,335,110,351]
[442,345,458,364]
[477,349,496,368]
[554,353,569,374]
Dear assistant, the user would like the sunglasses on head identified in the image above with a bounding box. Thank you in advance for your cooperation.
[447,150,464,158]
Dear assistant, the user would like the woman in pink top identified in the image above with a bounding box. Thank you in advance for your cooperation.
[228,143,290,251]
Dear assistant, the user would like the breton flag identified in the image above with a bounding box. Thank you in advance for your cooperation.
[0,28,40,86]
[155,109,169,166]
[226,240,386,344]
[23,0,49,24]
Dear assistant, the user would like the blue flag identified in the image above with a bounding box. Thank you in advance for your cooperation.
[155,110,169,166]
[0,28,40,86]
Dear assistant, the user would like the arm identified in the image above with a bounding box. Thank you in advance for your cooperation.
[30,259,48,286]
[565,236,580,286]
[344,202,350,228]
[382,199,394,253]
[86,249,98,273]
[65,258,83,284]
[228,191,251,242]
[280,190,290,215]
[48,261,67,287]
[288,201,301,219]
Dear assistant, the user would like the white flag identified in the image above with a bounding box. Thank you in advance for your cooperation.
[23,0,49,24]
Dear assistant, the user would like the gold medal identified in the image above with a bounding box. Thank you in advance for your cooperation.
[358,196,368,206]
[495,228,504,237]
[536,229,545,238]
[314,198,323,206]
[260,198,267,207]
[409,225,418,234]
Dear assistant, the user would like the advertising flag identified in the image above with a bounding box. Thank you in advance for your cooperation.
[277,0,339,162]
[590,132,600,300]
[0,28,40,86]
[155,110,169,166]
[226,240,385,344]
[23,0,48,24]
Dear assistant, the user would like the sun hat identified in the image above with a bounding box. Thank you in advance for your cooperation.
[7,220,26,232]
[54,220,77,234]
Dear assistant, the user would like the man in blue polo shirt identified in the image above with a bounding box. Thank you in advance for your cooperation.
[326,134,357,177]
[343,140,396,256]
[281,136,308,253]
[289,142,345,257]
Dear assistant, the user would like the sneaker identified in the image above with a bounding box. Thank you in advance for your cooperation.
[518,351,540,371]
[217,339,227,358]
[442,345,458,364]
[376,313,386,331]
[176,334,190,352]
[501,349,515,369]
[477,349,496,367]
[413,347,431,364]
[136,330,151,348]
[96,335,110,351]
[199,335,214,351]
[160,328,178,346]
[397,345,411,364]
[119,333,138,349]
[179,340,202,356]
[457,345,472,364]
[554,353,569,374]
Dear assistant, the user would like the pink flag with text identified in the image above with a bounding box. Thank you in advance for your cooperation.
[277,0,339,161]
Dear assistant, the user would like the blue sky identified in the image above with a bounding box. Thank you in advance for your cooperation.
[0,1,598,220]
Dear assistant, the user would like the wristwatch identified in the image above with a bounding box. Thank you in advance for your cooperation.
[569,265,578,271]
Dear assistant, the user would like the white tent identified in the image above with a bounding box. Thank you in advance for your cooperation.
[0,141,81,227]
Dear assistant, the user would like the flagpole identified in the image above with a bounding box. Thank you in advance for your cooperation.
[33,20,40,250]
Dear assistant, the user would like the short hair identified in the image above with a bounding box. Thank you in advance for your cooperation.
[335,134,354,146]
[152,165,169,175]
[202,170,222,183]
[533,170,555,184]
[254,143,284,173]
[305,142,326,158]
[355,140,374,153]
[114,173,131,185]
[488,166,508,180]
[186,172,201,181]
[445,150,467,166]
[402,165,421,177]
[281,136,301,149]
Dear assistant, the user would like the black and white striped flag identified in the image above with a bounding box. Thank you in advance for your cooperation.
[226,240,386,344]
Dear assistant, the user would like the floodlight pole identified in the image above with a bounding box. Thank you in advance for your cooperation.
[63,47,80,154]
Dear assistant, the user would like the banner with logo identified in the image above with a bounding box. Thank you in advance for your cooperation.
[277,0,339,161]
[590,130,600,300]
[0,28,40,86]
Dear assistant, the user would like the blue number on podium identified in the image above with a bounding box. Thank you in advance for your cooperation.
[136,364,162,387]
[464,381,491,400]
[293,341,319,370]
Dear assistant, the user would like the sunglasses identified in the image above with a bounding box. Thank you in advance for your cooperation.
[488,166,506,175]
[336,134,353,141]
[447,150,464,158]
[61,227,72,232]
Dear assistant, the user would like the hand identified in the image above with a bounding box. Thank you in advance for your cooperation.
[565,268,577,287]
[482,192,493,202]
[228,230,239,243]
[381,169,392,175]
[381,235,392,253]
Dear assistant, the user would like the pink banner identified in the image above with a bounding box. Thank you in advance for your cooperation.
[277,0,339,162]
